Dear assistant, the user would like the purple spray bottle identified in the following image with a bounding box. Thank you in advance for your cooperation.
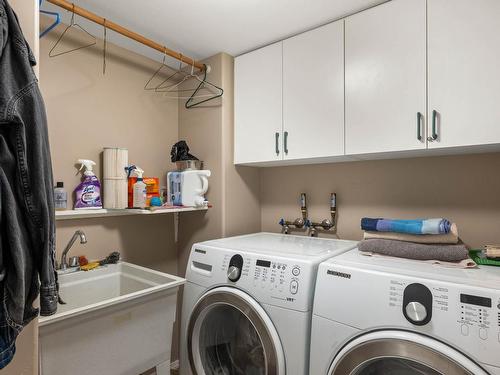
[74,159,102,209]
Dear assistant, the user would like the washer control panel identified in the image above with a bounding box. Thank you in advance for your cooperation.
[219,253,308,310]
[249,258,302,296]
[253,259,300,294]
[188,246,317,311]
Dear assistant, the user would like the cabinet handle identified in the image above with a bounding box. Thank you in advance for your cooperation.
[275,132,280,155]
[429,110,438,141]
[417,112,423,141]
[284,131,289,154]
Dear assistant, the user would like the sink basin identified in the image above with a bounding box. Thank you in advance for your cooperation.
[39,262,185,375]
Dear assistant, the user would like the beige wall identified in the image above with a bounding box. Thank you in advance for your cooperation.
[10,0,38,76]
[261,153,500,248]
[177,53,225,273]
[221,54,261,238]
[39,18,179,272]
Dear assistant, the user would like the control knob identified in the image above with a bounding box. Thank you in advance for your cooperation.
[227,254,244,282]
[405,301,427,323]
[403,283,432,326]
[227,266,241,282]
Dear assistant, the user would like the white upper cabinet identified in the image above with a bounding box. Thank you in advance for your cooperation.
[345,0,426,155]
[427,0,500,149]
[234,42,283,164]
[283,21,344,161]
[234,0,500,167]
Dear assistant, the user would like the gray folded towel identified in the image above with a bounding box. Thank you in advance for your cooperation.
[358,239,469,262]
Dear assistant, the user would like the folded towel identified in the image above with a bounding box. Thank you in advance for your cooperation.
[485,244,500,259]
[361,218,451,235]
[364,223,459,244]
[358,239,469,262]
[360,251,477,269]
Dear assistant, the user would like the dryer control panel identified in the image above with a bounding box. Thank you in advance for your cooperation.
[187,246,316,312]
[314,260,500,369]
[457,293,497,342]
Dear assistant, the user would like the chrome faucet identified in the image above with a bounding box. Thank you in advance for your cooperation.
[59,230,87,271]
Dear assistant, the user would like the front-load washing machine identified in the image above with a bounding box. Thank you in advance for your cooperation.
[180,232,358,375]
[310,249,500,375]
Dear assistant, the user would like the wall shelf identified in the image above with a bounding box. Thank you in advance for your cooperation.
[55,207,208,221]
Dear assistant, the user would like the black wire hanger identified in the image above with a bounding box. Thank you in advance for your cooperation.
[185,64,224,109]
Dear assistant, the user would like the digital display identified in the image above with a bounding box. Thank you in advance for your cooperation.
[460,294,492,308]
[256,259,271,268]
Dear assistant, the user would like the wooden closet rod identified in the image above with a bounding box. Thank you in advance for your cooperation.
[46,0,205,71]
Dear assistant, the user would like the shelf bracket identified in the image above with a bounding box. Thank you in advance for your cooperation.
[174,212,179,243]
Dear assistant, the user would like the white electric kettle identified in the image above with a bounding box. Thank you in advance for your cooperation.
[167,170,211,207]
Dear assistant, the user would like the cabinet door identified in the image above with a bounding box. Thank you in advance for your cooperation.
[283,21,344,160]
[345,0,426,155]
[234,42,283,164]
[428,0,500,149]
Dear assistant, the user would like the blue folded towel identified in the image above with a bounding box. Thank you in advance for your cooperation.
[361,218,451,235]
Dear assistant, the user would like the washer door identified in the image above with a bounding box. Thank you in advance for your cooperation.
[187,287,285,375]
[328,330,489,375]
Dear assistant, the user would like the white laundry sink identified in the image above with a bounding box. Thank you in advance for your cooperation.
[39,262,185,375]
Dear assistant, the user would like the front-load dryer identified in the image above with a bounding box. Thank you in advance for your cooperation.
[310,249,500,375]
[180,232,358,375]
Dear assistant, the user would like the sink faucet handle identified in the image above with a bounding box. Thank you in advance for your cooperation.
[69,256,80,268]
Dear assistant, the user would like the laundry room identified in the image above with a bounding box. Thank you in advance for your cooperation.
[2,0,500,374]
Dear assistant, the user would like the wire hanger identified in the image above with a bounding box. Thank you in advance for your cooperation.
[185,64,224,108]
[144,49,177,90]
[102,19,107,74]
[49,4,96,58]
[155,61,223,108]
[154,56,193,93]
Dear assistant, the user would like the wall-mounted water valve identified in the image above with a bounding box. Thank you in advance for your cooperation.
[279,193,308,234]
[307,193,337,237]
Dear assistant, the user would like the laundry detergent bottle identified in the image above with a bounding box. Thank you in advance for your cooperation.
[74,159,102,209]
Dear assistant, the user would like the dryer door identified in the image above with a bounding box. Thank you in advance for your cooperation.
[187,286,285,375]
[328,330,489,375]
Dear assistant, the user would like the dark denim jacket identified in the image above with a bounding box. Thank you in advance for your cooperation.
[0,0,57,367]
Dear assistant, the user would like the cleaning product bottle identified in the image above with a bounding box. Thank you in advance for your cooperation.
[74,159,102,210]
[132,167,147,209]
[54,181,68,210]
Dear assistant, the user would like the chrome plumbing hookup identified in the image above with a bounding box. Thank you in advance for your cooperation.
[307,193,337,237]
[279,193,308,234]
[279,193,338,236]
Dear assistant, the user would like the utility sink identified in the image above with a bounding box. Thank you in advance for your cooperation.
[39,262,185,375]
